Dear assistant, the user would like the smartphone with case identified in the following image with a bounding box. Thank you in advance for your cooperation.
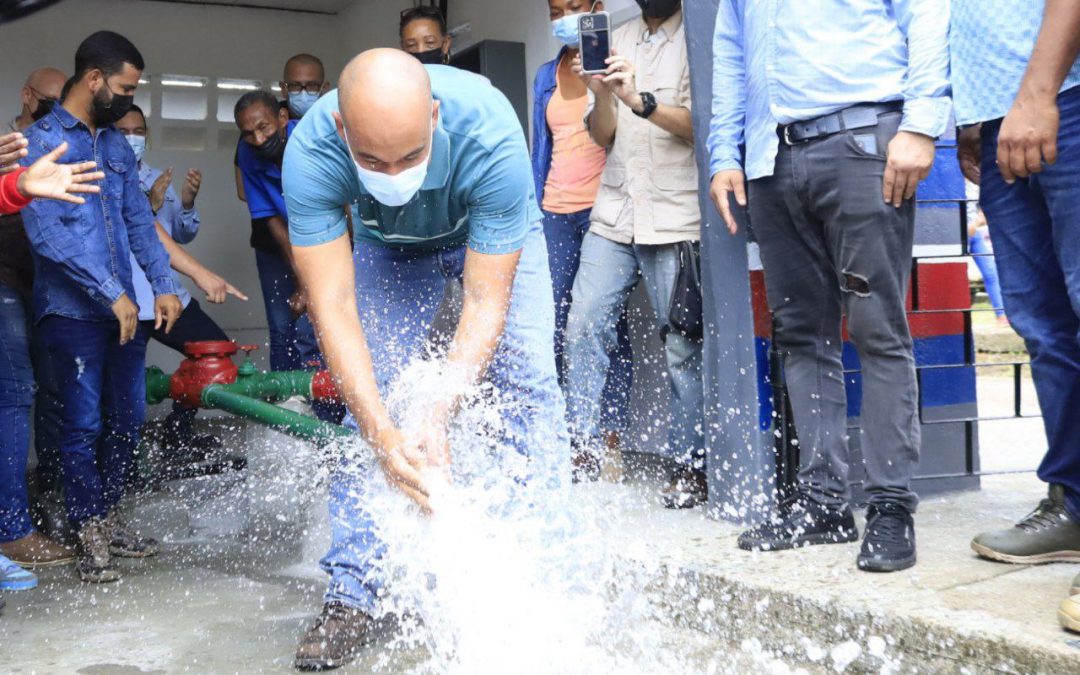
[579,12,611,75]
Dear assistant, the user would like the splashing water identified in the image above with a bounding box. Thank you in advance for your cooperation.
[327,359,708,675]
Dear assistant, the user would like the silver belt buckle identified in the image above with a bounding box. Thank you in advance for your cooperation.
[783,124,795,146]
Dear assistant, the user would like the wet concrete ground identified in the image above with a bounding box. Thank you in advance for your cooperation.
[0,383,1073,673]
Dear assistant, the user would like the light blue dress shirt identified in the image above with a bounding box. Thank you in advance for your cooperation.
[708,0,953,181]
[951,0,1080,126]
[130,162,198,321]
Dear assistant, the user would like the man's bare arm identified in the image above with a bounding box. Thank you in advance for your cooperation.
[446,249,519,383]
[293,235,430,508]
[997,0,1080,181]
[153,222,247,303]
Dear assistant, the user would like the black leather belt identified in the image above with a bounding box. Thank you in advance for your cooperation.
[780,101,903,146]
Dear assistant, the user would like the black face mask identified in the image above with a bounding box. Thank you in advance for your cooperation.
[412,47,449,66]
[254,127,286,163]
[31,97,55,122]
[634,0,681,19]
[91,84,134,127]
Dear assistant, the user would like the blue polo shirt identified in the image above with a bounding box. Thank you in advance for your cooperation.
[237,120,299,221]
[282,65,540,254]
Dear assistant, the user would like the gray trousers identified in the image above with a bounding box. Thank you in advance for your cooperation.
[748,111,920,512]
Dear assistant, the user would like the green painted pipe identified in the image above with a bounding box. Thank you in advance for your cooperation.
[146,366,172,406]
[214,371,318,403]
[201,385,353,446]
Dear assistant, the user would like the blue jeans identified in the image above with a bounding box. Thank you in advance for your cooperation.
[565,232,705,466]
[542,209,633,432]
[980,85,1080,521]
[255,249,320,372]
[321,224,568,612]
[38,316,149,525]
[0,284,35,542]
[969,229,1006,318]
[30,324,63,492]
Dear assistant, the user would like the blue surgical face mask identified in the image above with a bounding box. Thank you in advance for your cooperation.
[288,91,318,118]
[126,133,147,163]
[551,14,581,47]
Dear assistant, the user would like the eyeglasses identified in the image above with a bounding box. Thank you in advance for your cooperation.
[28,86,56,103]
[284,81,324,95]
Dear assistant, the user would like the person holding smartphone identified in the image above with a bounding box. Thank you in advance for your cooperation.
[532,0,633,482]
[565,0,707,508]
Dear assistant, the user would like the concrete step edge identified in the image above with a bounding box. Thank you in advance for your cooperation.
[633,559,1080,674]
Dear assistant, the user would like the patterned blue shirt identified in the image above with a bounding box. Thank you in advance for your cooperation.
[130,162,199,321]
[708,0,952,181]
[951,0,1080,125]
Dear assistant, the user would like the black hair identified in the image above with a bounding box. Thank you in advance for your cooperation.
[59,76,75,102]
[234,90,282,121]
[399,5,447,38]
[73,31,144,82]
[284,53,325,79]
[127,103,146,124]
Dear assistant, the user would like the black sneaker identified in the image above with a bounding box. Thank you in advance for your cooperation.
[738,494,859,551]
[858,502,916,572]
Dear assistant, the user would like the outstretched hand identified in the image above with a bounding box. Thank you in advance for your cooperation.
[17,142,105,204]
[0,132,28,173]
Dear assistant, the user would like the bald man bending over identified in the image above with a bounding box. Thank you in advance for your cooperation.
[283,50,568,670]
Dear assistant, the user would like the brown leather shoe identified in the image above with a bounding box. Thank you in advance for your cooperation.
[0,531,76,568]
[294,602,375,671]
[660,467,708,509]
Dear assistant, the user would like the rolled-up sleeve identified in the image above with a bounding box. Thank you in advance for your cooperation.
[169,184,201,244]
[121,150,176,298]
[895,0,953,139]
[708,0,749,177]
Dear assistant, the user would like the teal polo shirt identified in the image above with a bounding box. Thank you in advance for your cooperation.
[282,65,540,254]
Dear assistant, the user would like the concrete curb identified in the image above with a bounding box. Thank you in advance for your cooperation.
[646,560,1080,674]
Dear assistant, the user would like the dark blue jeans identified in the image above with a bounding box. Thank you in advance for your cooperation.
[38,316,149,525]
[254,249,320,372]
[980,84,1080,521]
[542,209,633,433]
[0,284,35,541]
[140,299,229,441]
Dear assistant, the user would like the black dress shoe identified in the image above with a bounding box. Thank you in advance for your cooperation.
[858,502,916,572]
[738,494,859,551]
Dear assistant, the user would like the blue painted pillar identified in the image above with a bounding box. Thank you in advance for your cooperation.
[684,0,774,523]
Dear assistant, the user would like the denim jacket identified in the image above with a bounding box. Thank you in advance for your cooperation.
[530,47,568,209]
[21,104,176,323]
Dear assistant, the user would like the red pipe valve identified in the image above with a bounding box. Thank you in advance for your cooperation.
[170,340,240,409]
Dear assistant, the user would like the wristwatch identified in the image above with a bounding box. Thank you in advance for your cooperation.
[633,92,658,119]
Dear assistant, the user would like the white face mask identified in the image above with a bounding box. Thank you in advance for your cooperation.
[126,133,147,163]
[345,115,433,208]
